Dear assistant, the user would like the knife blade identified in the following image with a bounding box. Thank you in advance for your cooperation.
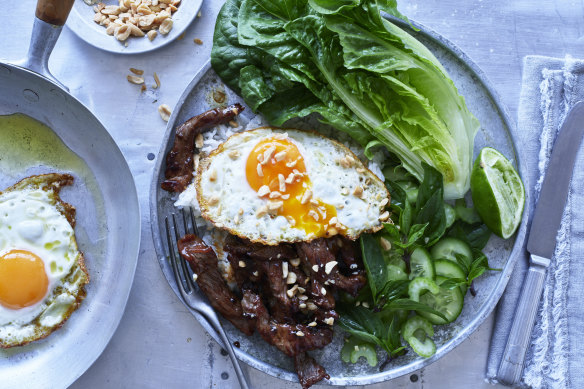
[498,100,584,386]
[527,100,584,258]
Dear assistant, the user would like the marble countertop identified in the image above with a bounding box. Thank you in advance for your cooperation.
[2,1,584,388]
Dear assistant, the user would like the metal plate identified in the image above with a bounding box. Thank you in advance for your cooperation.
[150,18,529,386]
[66,0,203,55]
[0,64,141,389]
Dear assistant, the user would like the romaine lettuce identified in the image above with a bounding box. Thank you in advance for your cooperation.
[211,0,480,199]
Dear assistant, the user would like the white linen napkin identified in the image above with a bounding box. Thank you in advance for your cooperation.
[486,55,584,389]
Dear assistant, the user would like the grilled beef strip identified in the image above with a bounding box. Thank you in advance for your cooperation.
[298,239,366,298]
[241,290,334,357]
[257,260,302,322]
[161,103,244,192]
[177,234,255,336]
[294,353,330,389]
[225,235,297,261]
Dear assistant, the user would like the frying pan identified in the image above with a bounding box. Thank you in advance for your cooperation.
[0,1,141,388]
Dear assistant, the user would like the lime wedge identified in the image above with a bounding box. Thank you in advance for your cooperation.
[470,147,525,239]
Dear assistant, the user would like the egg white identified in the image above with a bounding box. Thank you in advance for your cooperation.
[196,128,389,245]
[0,175,88,348]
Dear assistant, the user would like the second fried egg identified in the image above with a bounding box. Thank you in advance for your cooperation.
[196,128,390,245]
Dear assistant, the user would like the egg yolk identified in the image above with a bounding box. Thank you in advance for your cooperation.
[0,250,49,310]
[246,137,345,237]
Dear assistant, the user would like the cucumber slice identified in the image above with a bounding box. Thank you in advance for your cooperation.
[385,252,407,271]
[341,337,378,366]
[408,277,439,302]
[409,247,435,280]
[387,264,408,281]
[402,315,436,358]
[418,276,464,325]
[434,259,468,295]
[444,203,456,228]
[431,237,473,271]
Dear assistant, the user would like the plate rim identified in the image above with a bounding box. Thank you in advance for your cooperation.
[149,17,530,386]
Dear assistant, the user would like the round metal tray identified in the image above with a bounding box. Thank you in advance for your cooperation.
[150,18,529,386]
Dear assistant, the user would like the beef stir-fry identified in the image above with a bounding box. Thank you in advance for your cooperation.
[178,234,367,388]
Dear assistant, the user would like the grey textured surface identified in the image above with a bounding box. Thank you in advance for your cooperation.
[1,1,584,388]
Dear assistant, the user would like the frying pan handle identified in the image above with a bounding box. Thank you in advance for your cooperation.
[36,0,75,26]
[18,0,75,91]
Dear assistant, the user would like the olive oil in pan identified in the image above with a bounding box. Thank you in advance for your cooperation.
[0,113,90,178]
[0,113,107,268]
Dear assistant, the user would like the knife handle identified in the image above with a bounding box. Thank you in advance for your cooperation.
[497,255,551,385]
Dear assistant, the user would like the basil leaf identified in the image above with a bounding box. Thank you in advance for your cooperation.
[376,280,409,303]
[447,220,492,250]
[467,250,500,284]
[360,234,388,303]
[406,223,428,246]
[399,199,413,236]
[454,253,470,275]
[383,298,448,321]
[439,278,467,290]
[414,164,446,245]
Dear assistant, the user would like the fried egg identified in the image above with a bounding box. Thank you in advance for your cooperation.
[0,174,89,348]
[196,128,390,245]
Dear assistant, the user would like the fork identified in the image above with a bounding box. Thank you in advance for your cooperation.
[165,208,250,389]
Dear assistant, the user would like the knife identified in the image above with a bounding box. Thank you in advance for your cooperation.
[497,101,584,385]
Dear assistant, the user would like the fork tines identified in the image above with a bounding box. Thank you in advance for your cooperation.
[165,207,199,299]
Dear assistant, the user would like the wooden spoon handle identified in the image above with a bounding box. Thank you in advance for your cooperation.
[35,0,75,26]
